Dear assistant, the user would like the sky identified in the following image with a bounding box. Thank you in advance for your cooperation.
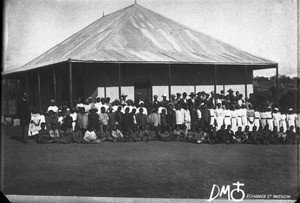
[3,0,298,77]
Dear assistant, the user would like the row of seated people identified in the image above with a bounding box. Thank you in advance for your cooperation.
[35,120,299,145]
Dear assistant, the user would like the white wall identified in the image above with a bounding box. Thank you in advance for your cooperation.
[153,86,169,100]
[121,86,134,101]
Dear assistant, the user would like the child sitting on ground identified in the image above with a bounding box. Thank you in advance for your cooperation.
[35,122,51,144]
[132,125,141,142]
[140,125,150,142]
[111,125,124,142]
[148,125,157,141]
[158,127,170,141]
[174,125,185,141]
[72,124,83,143]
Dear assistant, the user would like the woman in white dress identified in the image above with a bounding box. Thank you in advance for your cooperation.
[230,106,238,133]
[272,108,281,132]
[279,113,287,132]
[214,103,224,131]
[265,107,273,131]
[287,108,296,132]
[254,109,260,128]
[28,109,41,137]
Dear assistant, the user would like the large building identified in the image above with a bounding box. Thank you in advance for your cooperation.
[3,3,278,112]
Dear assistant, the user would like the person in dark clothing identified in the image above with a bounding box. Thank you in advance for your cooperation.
[88,105,100,131]
[166,104,176,129]
[286,126,297,144]
[17,93,31,144]
[122,107,134,130]
[136,108,148,128]
[224,125,235,144]
[216,125,226,143]
[114,106,123,128]
[201,104,211,130]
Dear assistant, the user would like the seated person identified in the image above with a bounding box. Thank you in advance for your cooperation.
[83,126,101,144]
[72,125,84,143]
[207,125,217,144]
[269,126,279,144]
[235,126,244,143]
[148,125,157,141]
[123,126,133,142]
[173,125,185,141]
[261,125,271,145]
[223,125,235,144]
[49,123,60,139]
[249,126,263,144]
[111,125,124,142]
[278,126,287,144]
[35,122,52,144]
[194,127,207,144]
[158,127,170,141]
[97,125,113,142]
[132,125,141,142]
[186,126,197,143]
[240,125,251,144]
[216,125,226,143]
[167,125,175,141]
[286,126,297,144]
[140,125,150,142]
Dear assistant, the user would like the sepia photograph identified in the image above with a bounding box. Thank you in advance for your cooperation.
[2,0,299,202]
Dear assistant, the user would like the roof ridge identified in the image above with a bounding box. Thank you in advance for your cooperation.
[93,4,136,51]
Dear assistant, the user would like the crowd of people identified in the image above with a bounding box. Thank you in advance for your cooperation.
[26,89,300,145]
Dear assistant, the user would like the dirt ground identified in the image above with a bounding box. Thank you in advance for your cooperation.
[1,126,298,199]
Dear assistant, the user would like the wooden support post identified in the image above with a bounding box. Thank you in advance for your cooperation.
[275,64,279,105]
[37,71,41,112]
[244,65,248,98]
[69,61,73,108]
[168,64,171,99]
[52,68,57,102]
[25,72,29,95]
[118,64,121,100]
[104,72,107,98]
[214,65,217,109]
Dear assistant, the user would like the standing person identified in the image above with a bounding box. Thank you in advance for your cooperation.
[152,95,160,110]
[107,107,115,131]
[287,108,296,132]
[214,103,224,131]
[279,111,287,132]
[201,104,211,130]
[168,94,176,109]
[223,105,231,129]
[254,108,261,129]
[47,99,58,113]
[265,107,274,131]
[175,104,184,127]
[166,104,176,129]
[88,105,100,131]
[246,105,255,131]
[17,93,31,144]
[183,103,191,130]
[99,107,109,128]
[187,92,196,109]
[230,105,238,134]
[114,106,123,128]
[122,107,134,131]
[260,107,267,129]
[149,108,161,133]
[136,108,148,128]
[160,94,169,108]
[272,108,281,132]
[28,108,41,138]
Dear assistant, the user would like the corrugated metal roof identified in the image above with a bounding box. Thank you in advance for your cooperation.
[5,3,276,74]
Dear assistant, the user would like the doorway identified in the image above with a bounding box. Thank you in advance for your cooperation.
[134,80,152,102]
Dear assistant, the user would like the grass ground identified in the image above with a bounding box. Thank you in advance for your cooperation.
[1,126,298,199]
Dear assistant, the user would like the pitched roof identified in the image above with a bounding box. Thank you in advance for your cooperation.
[6,3,276,74]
